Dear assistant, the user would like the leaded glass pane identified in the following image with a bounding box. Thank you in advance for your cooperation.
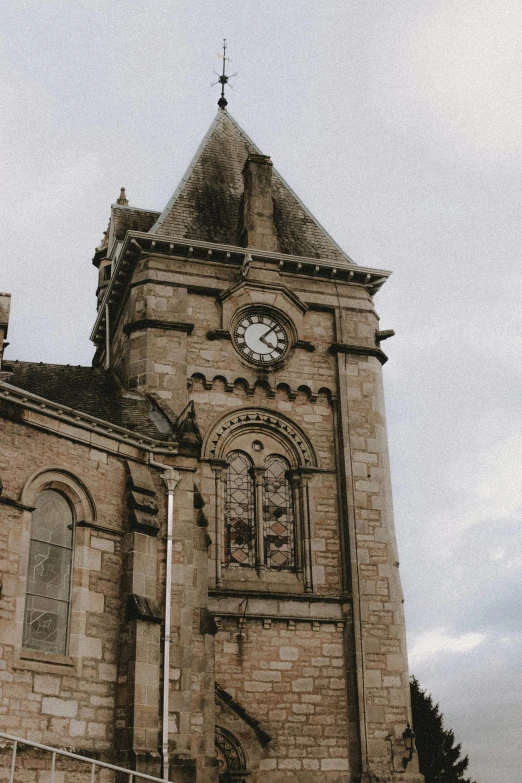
[26,540,72,602]
[263,455,295,571]
[23,594,69,655]
[31,490,73,547]
[23,489,73,655]
[225,451,255,567]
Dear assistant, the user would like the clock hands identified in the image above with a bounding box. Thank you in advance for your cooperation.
[259,329,277,348]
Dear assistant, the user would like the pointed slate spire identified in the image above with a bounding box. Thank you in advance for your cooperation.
[151,112,352,263]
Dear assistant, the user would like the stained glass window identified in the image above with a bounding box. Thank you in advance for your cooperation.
[23,490,74,655]
[263,455,295,570]
[224,451,255,567]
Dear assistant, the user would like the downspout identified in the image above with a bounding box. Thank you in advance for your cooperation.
[149,454,180,782]
[104,304,110,370]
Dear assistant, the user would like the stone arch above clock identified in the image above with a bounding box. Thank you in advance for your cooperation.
[218,279,307,338]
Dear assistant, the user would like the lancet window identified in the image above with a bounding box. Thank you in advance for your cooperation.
[224,451,295,571]
[23,489,74,655]
[263,455,294,570]
[225,451,255,567]
[207,409,316,591]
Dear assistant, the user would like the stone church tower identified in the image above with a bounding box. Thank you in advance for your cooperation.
[0,107,422,783]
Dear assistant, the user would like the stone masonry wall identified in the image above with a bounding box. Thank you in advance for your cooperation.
[0,415,127,754]
[215,618,351,781]
[104,251,415,779]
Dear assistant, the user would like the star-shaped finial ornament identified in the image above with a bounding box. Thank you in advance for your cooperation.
[212,39,237,109]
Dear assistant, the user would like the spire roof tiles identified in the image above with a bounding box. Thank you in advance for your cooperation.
[151,110,352,263]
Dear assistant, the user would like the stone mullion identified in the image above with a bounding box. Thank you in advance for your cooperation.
[252,467,266,573]
[289,474,304,579]
[300,474,313,593]
[210,461,227,587]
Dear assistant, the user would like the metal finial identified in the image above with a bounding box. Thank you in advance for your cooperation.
[212,39,237,109]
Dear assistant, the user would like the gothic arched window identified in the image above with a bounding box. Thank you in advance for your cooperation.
[263,455,294,571]
[224,451,255,567]
[224,449,296,572]
[208,409,317,590]
[215,726,249,783]
[23,490,74,655]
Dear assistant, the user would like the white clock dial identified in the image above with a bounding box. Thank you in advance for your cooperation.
[233,312,289,364]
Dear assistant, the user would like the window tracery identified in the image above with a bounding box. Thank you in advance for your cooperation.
[207,409,317,591]
[23,489,74,655]
[223,450,296,573]
[215,726,248,783]
[263,455,294,570]
[224,451,255,567]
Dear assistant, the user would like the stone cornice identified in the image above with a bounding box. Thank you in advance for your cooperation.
[0,381,179,456]
[123,319,194,335]
[91,231,391,346]
[329,342,388,365]
[209,591,350,622]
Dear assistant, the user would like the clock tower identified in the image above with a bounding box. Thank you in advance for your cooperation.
[90,107,423,783]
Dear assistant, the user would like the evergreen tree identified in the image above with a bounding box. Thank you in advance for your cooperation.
[410,676,477,783]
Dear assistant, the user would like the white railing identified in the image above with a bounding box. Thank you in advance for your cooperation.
[0,732,173,783]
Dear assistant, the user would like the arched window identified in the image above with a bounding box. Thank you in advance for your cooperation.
[215,726,249,783]
[263,455,294,571]
[224,451,255,567]
[223,450,296,573]
[23,490,74,655]
[207,409,317,590]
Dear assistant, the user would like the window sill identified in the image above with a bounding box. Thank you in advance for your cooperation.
[15,648,75,674]
[220,569,304,594]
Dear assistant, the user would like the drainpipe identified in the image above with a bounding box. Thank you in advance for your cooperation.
[149,454,180,782]
[104,303,110,370]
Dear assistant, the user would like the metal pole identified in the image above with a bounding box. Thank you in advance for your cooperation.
[50,751,56,783]
[162,484,176,780]
[104,303,110,369]
[148,455,180,782]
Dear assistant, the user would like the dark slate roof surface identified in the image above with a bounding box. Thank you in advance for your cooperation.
[1,362,172,440]
[109,205,161,244]
[151,111,351,263]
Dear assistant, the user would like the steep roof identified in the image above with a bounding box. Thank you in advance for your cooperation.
[0,362,173,440]
[151,110,351,263]
[109,205,161,245]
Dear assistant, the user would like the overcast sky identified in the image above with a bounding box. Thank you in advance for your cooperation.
[2,2,521,781]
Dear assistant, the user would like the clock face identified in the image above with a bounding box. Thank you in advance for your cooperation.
[233,312,289,364]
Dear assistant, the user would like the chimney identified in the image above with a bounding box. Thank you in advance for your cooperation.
[0,293,11,370]
[242,154,279,252]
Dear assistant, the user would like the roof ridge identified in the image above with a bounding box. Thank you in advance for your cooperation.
[111,205,161,214]
[150,110,228,234]
[2,360,95,369]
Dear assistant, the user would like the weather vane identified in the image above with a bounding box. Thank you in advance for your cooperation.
[212,39,237,109]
